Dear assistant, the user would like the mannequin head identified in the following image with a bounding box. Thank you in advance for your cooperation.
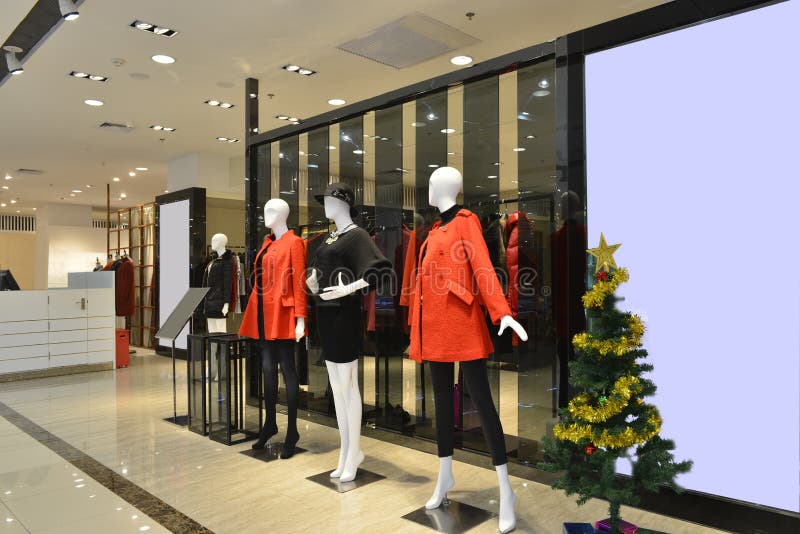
[559,190,581,223]
[428,167,463,209]
[324,195,351,221]
[211,233,228,254]
[264,198,290,229]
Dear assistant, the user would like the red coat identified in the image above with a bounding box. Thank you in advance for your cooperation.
[239,231,307,340]
[400,209,512,362]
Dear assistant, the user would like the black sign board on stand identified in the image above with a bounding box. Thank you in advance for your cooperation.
[155,287,209,426]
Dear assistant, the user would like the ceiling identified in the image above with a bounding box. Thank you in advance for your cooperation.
[0,0,667,213]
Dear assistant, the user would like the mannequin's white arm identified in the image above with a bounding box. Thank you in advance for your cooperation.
[306,269,319,295]
[320,272,369,300]
[295,317,305,342]
[498,315,528,341]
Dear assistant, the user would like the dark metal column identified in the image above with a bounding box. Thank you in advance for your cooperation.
[245,78,259,263]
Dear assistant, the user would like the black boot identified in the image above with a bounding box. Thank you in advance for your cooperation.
[252,422,278,450]
[280,429,300,459]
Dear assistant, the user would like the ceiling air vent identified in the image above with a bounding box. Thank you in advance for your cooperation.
[16,168,44,175]
[99,122,135,132]
[338,12,480,69]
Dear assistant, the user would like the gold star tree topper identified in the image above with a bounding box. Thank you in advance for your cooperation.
[588,233,621,273]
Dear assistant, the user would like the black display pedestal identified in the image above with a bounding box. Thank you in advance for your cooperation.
[208,336,260,445]
[240,445,308,463]
[402,499,496,533]
[187,333,238,436]
[306,469,386,493]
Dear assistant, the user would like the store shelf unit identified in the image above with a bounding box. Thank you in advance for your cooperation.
[107,203,157,348]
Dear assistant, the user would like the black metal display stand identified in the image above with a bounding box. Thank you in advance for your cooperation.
[187,333,238,435]
[154,287,209,426]
[208,336,261,445]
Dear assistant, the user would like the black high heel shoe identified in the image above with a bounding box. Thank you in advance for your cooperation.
[280,430,300,459]
[251,423,278,450]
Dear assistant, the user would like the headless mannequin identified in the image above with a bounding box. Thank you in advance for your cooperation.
[207,233,230,381]
[425,167,526,534]
[306,196,366,483]
[252,199,305,457]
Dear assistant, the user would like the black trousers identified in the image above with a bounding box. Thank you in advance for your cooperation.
[430,359,508,466]
[259,340,299,436]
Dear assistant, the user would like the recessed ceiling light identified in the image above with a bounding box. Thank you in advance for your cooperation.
[428,164,439,168]
[69,193,76,197]
[59,0,79,21]
[276,115,288,120]
[132,21,178,37]
[151,54,175,64]
[0,203,5,207]
[129,172,136,177]
[217,137,228,141]
[112,177,120,182]
[150,125,176,131]
[533,90,550,97]
[219,102,233,109]
[353,149,364,155]
[15,210,20,213]
[1,186,8,190]
[488,175,498,179]
[164,190,169,193]
[328,98,346,106]
[71,189,82,193]
[440,128,455,134]
[450,55,473,66]
[4,175,11,180]
[207,100,220,106]
[162,127,175,132]
[135,167,148,171]
[288,117,298,122]
[525,135,536,139]
[9,199,16,204]
[32,207,36,211]
[71,71,88,78]
[84,99,104,107]
[411,122,426,128]
[275,115,302,124]
[89,75,106,82]
[216,137,239,143]
[120,192,127,199]
[86,185,92,188]
[513,147,526,152]
[282,64,316,76]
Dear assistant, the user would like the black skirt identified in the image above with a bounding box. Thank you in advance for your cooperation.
[315,296,363,363]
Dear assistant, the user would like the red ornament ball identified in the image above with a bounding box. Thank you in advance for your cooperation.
[596,271,608,282]
[585,444,597,455]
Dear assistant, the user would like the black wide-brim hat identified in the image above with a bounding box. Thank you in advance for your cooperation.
[314,182,359,219]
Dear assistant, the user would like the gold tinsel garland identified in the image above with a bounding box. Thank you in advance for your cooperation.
[567,375,642,423]
[572,314,645,356]
[582,268,630,309]
[553,407,663,449]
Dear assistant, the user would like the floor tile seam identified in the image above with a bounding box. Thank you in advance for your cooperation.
[0,499,32,533]
[0,399,214,534]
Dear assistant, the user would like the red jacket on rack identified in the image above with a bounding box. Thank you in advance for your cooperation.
[400,209,512,362]
[238,231,308,340]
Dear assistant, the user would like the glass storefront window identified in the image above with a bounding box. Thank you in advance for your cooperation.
[246,55,560,466]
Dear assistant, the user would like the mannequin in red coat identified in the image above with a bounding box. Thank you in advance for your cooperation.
[401,167,527,534]
[239,199,307,458]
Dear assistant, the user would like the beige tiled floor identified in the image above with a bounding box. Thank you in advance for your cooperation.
[0,417,168,533]
[0,351,727,534]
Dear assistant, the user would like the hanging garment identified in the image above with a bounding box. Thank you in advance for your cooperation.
[401,207,512,363]
[239,231,308,341]
[230,254,239,313]
[107,257,135,317]
[203,250,234,318]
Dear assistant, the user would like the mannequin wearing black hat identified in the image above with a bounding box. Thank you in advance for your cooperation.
[307,182,391,483]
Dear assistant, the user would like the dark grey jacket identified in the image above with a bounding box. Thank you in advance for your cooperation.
[203,250,234,318]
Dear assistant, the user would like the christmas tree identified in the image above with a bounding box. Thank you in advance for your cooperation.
[540,234,692,534]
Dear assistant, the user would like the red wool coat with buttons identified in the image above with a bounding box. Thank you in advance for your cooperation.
[400,209,512,362]
[239,231,308,341]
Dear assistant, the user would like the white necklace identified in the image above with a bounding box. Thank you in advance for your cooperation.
[325,223,355,244]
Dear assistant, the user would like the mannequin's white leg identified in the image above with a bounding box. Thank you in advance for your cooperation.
[339,360,364,483]
[496,464,517,533]
[325,361,349,478]
[426,456,455,509]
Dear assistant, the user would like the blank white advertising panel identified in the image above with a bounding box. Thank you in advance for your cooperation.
[158,200,190,350]
[585,0,799,512]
